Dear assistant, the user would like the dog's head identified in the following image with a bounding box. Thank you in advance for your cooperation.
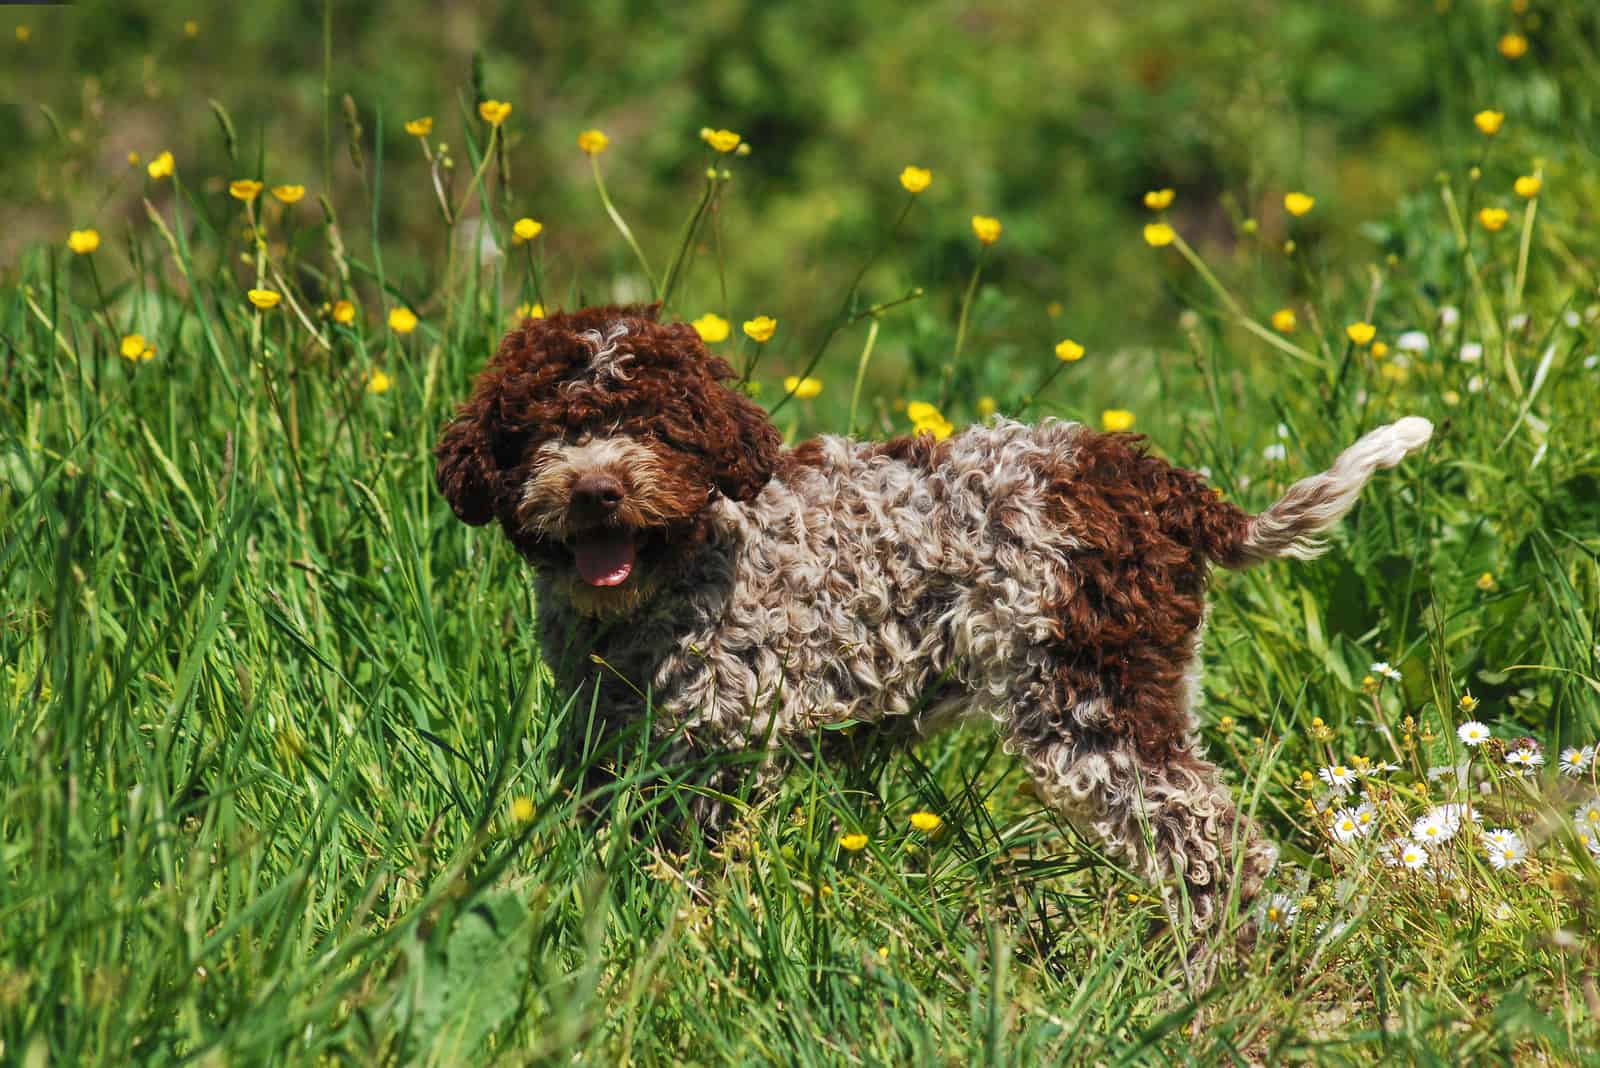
[435,304,782,617]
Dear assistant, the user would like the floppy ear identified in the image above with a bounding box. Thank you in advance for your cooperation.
[709,382,783,502]
[434,407,497,526]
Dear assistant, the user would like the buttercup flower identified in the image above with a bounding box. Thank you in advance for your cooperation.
[1347,322,1377,346]
[577,128,609,155]
[839,833,869,852]
[1514,175,1542,198]
[1475,572,1496,592]
[271,184,305,205]
[512,217,543,243]
[388,307,418,334]
[971,215,1002,245]
[1320,764,1358,792]
[247,288,281,310]
[120,334,155,362]
[404,117,433,137]
[1143,188,1175,211]
[147,150,175,180]
[899,165,932,194]
[67,229,100,255]
[183,19,198,38]
[228,179,264,202]
[478,100,512,126]
[1498,33,1528,59]
[509,795,535,822]
[743,316,777,343]
[1474,110,1505,136]
[515,302,545,321]
[366,369,392,394]
[692,313,730,343]
[910,402,954,441]
[784,375,823,400]
[977,396,997,417]
[909,811,943,833]
[1101,409,1135,432]
[1271,307,1297,334]
[1143,222,1176,247]
[1284,192,1316,217]
[331,300,356,325]
[1054,339,1085,362]
[1559,745,1595,777]
[703,128,742,153]
[1479,207,1510,232]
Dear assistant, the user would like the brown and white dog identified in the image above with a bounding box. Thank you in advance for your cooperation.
[436,303,1432,935]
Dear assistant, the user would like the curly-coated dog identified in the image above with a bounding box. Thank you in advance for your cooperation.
[435,303,1431,934]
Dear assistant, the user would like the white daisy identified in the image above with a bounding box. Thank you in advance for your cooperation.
[1435,802,1479,828]
[1438,305,1461,328]
[1370,662,1403,682]
[1319,764,1359,792]
[1563,310,1581,328]
[1412,812,1455,844]
[1492,901,1516,922]
[1457,721,1491,746]
[1458,342,1483,363]
[1468,374,1484,393]
[1353,801,1378,832]
[1263,443,1287,462]
[1262,893,1300,930]
[1396,330,1430,353]
[1575,799,1600,830]
[1507,313,1529,332]
[1578,831,1600,859]
[1505,749,1545,774]
[1482,827,1520,850]
[1558,745,1595,777]
[1331,808,1363,843]
[1487,835,1527,871]
[1398,842,1430,871]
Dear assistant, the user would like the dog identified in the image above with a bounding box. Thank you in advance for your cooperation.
[435,303,1432,935]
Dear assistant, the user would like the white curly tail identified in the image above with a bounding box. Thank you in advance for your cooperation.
[1235,416,1433,564]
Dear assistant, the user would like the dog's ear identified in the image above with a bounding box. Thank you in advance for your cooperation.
[709,381,783,502]
[434,407,497,526]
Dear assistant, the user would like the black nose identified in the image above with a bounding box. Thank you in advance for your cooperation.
[570,472,625,520]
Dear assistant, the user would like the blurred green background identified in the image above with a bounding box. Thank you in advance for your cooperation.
[7,0,1589,428]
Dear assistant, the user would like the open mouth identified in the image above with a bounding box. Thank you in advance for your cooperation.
[572,528,636,587]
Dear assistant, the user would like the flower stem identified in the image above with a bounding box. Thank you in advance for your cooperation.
[591,155,657,296]
[846,317,881,435]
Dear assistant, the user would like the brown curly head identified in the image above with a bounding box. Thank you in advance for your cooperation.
[434,304,782,616]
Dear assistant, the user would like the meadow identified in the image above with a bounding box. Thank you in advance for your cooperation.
[4,1,1600,1063]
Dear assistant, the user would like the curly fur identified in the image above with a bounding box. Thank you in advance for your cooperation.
[436,303,1432,935]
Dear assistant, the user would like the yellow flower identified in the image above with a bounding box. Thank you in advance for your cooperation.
[1284,192,1316,217]
[271,184,305,205]
[1101,409,1135,432]
[126,151,141,167]
[692,313,730,342]
[515,302,545,321]
[577,128,610,155]
[1371,341,1390,359]
[1476,572,1496,592]
[1143,222,1175,247]
[229,179,264,202]
[509,795,535,823]
[388,307,418,334]
[67,229,100,255]
[703,128,742,153]
[912,410,954,441]
[1459,693,1479,713]
[1514,175,1542,198]
[1498,33,1528,59]
[15,25,29,43]
[366,369,392,394]
[404,116,433,137]
[1143,188,1175,211]
[331,300,356,325]
[1478,207,1510,232]
[909,811,943,833]
[839,833,869,852]
[478,100,512,126]
[120,333,155,362]
[976,396,997,417]
[783,375,823,400]
[512,217,543,243]
[247,288,281,310]
[899,165,932,194]
[1054,339,1085,362]
[183,19,199,38]
[1345,322,1376,345]
[743,316,777,343]
[971,215,1002,245]
[147,150,174,180]
[1474,109,1505,136]
[1270,307,1297,334]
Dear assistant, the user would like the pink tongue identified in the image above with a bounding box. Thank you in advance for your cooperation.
[574,531,636,587]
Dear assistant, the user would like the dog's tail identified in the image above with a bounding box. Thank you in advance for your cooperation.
[1216,416,1433,568]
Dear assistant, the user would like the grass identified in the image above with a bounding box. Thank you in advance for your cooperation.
[6,2,1600,1064]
